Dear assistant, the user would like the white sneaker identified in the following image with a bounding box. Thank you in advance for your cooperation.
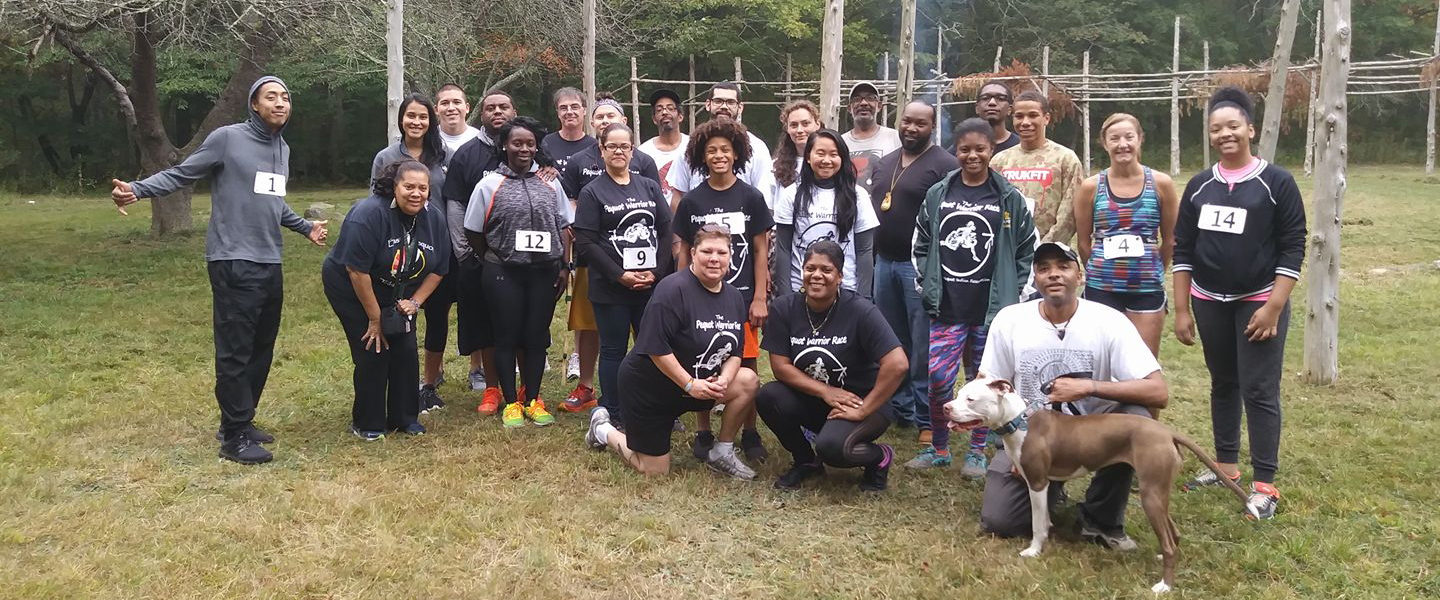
[566,352,580,380]
[585,407,610,450]
[468,368,486,391]
[705,448,757,480]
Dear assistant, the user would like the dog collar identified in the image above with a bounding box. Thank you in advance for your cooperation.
[991,399,1046,436]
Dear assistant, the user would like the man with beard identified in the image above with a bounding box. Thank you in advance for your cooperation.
[637,88,689,200]
[866,101,958,442]
[842,82,902,189]
[976,80,1019,153]
[990,90,1082,244]
[666,82,773,209]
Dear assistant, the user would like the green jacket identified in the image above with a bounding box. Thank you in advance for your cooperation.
[912,168,1036,325]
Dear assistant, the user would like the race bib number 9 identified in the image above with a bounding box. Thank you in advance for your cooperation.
[515,230,551,253]
[1102,234,1145,259]
[254,172,287,196]
[1198,204,1247,235]
[703,211,746,236]
[622,246,657,270]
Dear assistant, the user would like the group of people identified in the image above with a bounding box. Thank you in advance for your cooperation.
[110,71,1306,543]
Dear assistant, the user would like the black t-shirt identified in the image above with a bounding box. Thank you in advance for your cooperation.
[672,180,775,303]
[574,174,673,305]
[936,180,1001,325]
[442,135,501,206]
[994,131,1021,154]
[869,145,960,261]
[541,132,597,175]
[761,289,901,398]
[560,145,661,199]
[323,195,452,316]
[628,268,747,385]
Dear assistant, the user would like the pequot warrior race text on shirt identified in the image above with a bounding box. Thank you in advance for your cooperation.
[761,289,901,398]
[936,181,1001,325]
[630,268,748,381]
[672,180,774,302]
[574,175,673,304]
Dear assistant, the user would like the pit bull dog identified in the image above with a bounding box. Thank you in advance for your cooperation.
[944,375,1250,593]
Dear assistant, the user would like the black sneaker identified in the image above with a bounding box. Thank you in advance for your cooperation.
[218,434,273,465]
[392,422,426,435]
[859,444,894,492]
[774,462,825,490]
[691,430,715,461]
[351,426,385,441]
[741,428,768,463]
[419,385,446,414]
[215,424,274,444]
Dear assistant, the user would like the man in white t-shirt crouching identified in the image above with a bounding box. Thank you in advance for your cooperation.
[975,241,1168,550]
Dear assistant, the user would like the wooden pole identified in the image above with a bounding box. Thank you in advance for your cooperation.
[630,57,641,137]
[820,0,845,129]
[1304,10,1322,175]
[583,0,596,136]
[882,52,891,126]
[1427,0,1439,174]
[1170,16,1181,176]
[1203,40,1211,168]
[1259,0,1303,162]
[385,0,404,143]
[688,54,696,135]
[993,46,1003,72]
[1082,50,1091,175]
[734,57,744,124]
[935,24,944,147]
[784,53,794,104]
[1304,0,1350,385]
[895,0,917,131]
[1042,46,1051,97]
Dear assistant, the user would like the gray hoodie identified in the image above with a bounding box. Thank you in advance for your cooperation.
[130,76,313,264]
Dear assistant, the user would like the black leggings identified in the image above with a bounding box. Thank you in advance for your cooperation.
[482,261,561,405]
[756,381,890,468]
[1192,298,1289,483]
[420,257,457,353]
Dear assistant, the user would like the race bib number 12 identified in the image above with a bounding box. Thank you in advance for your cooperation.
[515,230,551,253]
[254,172,286,196]
[1198,204,1247,235]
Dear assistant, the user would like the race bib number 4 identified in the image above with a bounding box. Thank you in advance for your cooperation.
[622,246,657,270]
[703,211,746,235]
[1102,234,1145,259]
[1198,204,1247,235]
[515,230,551,253]
[254,172,286,196]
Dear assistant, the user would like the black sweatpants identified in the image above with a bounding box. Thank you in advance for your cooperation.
[208,260,284,441]
[755,381,890,468]
[1192,298,1289,483]
[483,261,561,405]
[453,258,492,356]
[324,286,421,432]
[420,256,457,353]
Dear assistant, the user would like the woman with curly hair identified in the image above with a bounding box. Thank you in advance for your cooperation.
[770,100,821,197]
[672,117,774,462]
[323,159,450,440]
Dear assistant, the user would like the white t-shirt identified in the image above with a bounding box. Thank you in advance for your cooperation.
[440,125,483,157]
[667,131,774,205]
[979,299,1161,415]
[842,126,902,188]
[774,184,880,292]
[638,134,690,199]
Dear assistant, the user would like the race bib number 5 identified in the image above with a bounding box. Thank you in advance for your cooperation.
[254,172,286,196]
[1102,234,1145,259]
[1198,204,1247,235]
[515,230,551,253]
[703,211,746,235]
[623,246,657,270]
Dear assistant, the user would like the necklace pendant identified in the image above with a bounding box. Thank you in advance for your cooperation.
[880,192,892,211]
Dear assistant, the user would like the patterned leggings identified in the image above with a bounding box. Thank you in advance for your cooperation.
[928,321,989,453]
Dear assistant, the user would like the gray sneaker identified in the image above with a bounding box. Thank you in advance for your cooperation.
[468,368,486,391]
[1245,484,1279,520]
[1182,467,1239,492]
[960,450,988,479]
[705,447,757,480]
[585,407,610,450]
[1079,525,1139,551]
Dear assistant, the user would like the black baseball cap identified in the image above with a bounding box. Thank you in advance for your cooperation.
[648,88,682,107]
[1035,241,1080,265]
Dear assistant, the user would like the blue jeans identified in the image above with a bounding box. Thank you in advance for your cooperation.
[593,301,647,425]
[873,257,930,429]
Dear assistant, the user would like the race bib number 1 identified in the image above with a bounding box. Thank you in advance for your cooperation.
[1102,234,1145,259]
[703,211,746,235]
[515,230,551,253]
[254,172,286,196]
[1198,205,1247,235]
[622,246,657,270]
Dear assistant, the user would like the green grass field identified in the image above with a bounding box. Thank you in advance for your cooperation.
[2,166,1438,599]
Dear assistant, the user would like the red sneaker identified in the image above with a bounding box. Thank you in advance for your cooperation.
[560,384,597,413]
[477,388,502,416]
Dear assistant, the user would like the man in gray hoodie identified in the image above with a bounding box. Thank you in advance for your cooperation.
[111,75,327,465]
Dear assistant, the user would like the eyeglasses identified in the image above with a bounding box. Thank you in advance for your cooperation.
[654,105,680,114]
[709,98,739,107]
[603,143,633,153]
[698,222,733,236]
[978,93,1012,103]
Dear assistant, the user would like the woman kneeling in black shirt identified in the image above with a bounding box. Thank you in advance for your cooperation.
[584,224,760,479]
[323,159,449,440]
[756,240,907,491]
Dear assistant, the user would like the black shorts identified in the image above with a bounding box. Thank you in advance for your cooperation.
[619,353,714,457]
[454,257,494,354]
[1084,286,1167,314]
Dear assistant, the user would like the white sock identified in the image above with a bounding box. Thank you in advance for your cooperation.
[710,441,734,461]
[595,422,617,445]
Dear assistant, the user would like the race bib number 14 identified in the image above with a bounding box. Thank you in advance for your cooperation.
[254,172,286,196]
[1198,204,1247,235]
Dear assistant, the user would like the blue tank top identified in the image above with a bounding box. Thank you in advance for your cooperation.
[1085,167,1164,293]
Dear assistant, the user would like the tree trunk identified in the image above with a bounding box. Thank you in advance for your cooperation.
[1259,0,1302,162]
[819,0,845,129]
[386,0,404,143]
[1304,0,1350,385]
[894,0,916,130]
[329,84,346,182]
[128,15,192,238]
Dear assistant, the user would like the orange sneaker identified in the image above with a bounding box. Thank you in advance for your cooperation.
[477,388,502,415]
[560,384,597,413]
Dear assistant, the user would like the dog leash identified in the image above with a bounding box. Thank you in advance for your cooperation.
[990,397,1049,436]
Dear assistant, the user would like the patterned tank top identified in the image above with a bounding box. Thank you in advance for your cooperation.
[1085,167,1164,293]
